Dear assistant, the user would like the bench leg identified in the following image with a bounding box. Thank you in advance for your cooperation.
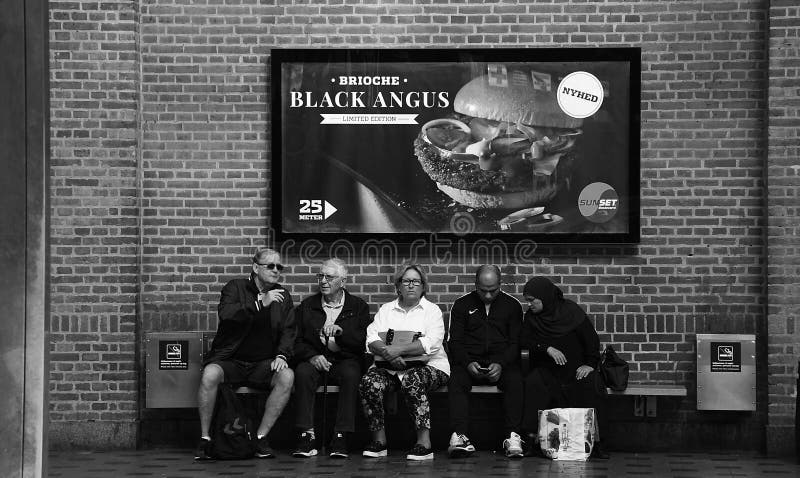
[633,396,658,417]
[634,396,644,417]
[646,396,657,417]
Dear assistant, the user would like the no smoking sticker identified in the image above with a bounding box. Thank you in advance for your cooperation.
[557,71,604,119]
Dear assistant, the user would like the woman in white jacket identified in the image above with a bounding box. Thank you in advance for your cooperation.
[358,264,450,461]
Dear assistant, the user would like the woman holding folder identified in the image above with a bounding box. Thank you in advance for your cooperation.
[358,263,450,461]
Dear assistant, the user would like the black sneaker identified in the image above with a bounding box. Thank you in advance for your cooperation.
[406,443,434,461]
[328,432,347,458]
[292,432,318,458]
[254,436,275,458]
[194,438,213,461]
[362,441,387,458]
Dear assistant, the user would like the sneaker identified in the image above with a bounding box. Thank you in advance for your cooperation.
[406,443,434,461]
[292,432,318,458]
[447,432,475,458]
[362,441,388,458]
[328,432,348,458]
[503,432,524,459]
[254,436,275,458]
[194,438,213,460]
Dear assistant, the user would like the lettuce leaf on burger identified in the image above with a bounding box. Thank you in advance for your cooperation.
[414,74,582,209]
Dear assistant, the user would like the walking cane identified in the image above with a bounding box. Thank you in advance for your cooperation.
[321,332,330,456]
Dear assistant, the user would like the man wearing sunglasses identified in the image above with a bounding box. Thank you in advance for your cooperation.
[195,247,296,460]
[291,258,371,459]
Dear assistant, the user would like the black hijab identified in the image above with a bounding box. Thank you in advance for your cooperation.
[523,277,585,338]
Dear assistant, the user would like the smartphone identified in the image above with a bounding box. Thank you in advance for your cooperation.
[477,366,490,373]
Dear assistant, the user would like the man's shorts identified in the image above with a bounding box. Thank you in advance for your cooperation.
[210,359,276,389]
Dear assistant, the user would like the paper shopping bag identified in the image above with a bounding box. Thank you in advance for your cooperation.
[537,408,597,461]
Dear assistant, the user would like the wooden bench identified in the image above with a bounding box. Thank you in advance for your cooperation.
[231,346,688,417]
[234,383,687,418]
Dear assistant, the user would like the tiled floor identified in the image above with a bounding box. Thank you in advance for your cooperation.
[47,449,800,478]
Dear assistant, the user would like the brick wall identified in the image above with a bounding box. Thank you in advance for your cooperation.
[49,0,139,447]
[767,0,800,456]
[50,0,791,452]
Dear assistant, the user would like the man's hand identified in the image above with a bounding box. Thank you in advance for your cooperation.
[486,363,502,383]
[467,361,484,378]
[575,365,594,380]
[547,346,567,366]
[310,354,332,372]
[389,357,406,370]
[322,324,343,337]
[271,356,288,372]
[259,289,285,307]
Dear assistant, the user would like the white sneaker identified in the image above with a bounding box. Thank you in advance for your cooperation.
[503,432,523,459]
[447,432,476,458]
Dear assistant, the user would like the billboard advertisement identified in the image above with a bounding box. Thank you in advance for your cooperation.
[271,48,640,243]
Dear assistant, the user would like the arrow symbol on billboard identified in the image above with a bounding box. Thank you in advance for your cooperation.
[324,201,337,220]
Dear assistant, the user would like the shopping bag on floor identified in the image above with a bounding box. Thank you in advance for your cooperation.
[537,408,597,461]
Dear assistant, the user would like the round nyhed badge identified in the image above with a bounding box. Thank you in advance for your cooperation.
[556,71,604,119]
[578,182,619,223]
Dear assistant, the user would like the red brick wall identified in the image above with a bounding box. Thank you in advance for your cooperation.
[767,0,800,456]
[50,0,790,451]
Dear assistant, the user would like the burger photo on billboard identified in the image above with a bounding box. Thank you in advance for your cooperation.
[414,73,583,210]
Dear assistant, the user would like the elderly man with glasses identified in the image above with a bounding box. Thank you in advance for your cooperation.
[195,247,296,460]
[291,258,371,459]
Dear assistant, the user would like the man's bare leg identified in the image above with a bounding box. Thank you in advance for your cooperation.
[256,368,294,438]
[198,364,224,438]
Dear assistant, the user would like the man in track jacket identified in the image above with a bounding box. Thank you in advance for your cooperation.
[446,265,524,458]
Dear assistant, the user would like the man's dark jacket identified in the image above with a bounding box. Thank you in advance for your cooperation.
[204,273,296,366]
[447,290,523,368]
[293,289,372,366]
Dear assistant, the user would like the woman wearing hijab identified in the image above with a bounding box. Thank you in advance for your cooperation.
[520,276,610,459]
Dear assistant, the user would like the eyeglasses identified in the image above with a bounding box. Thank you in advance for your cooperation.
[316,273,340,282]
[256,262,284,272]
[401,279,423,287]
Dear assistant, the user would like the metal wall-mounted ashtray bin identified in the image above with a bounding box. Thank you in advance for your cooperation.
[696,333,756,411]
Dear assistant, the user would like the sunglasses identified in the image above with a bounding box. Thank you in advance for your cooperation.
[316,273,340,282]
[256,262,284,272]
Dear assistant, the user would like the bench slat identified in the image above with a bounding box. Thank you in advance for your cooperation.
[235,385,501,394]
[607,385,687,396]
[236,384,687,396]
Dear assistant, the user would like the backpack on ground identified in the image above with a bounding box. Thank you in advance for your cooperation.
[209,384,256,459]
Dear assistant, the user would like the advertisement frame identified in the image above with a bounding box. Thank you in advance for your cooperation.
[270,48,640,244]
